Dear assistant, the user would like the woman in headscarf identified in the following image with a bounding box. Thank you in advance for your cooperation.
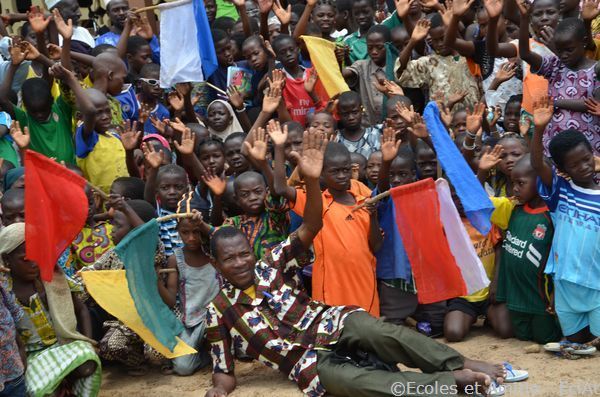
[0,223,102,397]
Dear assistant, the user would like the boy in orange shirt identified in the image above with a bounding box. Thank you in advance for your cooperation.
[272,123,382,316]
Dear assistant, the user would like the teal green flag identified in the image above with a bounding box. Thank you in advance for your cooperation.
[115,219,183,351]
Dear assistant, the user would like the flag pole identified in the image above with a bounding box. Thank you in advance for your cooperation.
[205,82,228,96]
[352,190,390,212]
[156,212,195,222]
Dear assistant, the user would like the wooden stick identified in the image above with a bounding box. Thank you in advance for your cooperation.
[351,190,390,212]
[134,0,190,13]
[205,82,228,96]
[158,268,177,273]
[134,4,162,13]
[156,212,195,222]
[88,183,109,201]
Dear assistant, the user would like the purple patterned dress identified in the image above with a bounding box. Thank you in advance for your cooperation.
[537,56,600,156]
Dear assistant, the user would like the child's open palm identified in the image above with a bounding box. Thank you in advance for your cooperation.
[27,7,51,34]
[532,96,553,128]
[142,142,165,169]
[293,128,328,180]
[381,126,402,162]
[52,8,73,40]
[266,119,287,146]
[173,127,196,155]
[202,172,227,197]
[584,97,600,117]
[245,127,269,162]
[19,41,39,61]
[466,103,485,134]
[483,0,504,19]
[272,0,292,25]
[438,1,453,27]
[582,0,600,21]
[10,121,30,149]
[227,85,245,110]
[410,113,429,139]
[47,43,62,60]
[395,102,416,123]
[412,19,431,42]
[395,0,415,18]
[121,120,142,151]
[452,0,475,17]
[478,145,504,171]
[167,91,184,112]
[304,69,319,94]
[495,62,517,83]
[262,86,282,114]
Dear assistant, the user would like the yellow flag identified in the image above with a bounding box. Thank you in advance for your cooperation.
[81,270,196,358]
[301,35,350,98]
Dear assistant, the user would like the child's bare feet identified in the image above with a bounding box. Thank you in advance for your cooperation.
[463,358,506,384]
[453,369,491,396]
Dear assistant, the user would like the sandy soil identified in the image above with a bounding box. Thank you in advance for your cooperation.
[99,325,598,397]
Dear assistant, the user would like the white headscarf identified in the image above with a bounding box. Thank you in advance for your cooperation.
[207,99,244,141]
[0,223,25,269]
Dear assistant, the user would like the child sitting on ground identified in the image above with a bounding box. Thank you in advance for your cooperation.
[0,223,102,397]
[531,96,600,344]
[166,202,219,376]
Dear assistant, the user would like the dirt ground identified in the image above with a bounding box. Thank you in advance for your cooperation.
[99,325,599,397]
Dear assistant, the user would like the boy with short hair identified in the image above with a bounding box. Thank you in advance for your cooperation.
[273,124,383,316]
[136,63,170,135]
[271,34,327,126]
[223,132,251,177]
[531,96,600,343]
[335,91,381,158]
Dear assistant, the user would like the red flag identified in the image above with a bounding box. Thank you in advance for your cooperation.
[25,150,88,281]
[390,178,467,304]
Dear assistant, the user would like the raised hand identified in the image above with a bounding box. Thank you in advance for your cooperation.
[268,68,286,91]
[265,118,288,146]
[381,126,402,162]
[515,0,530,16]
[585,97,600,116]
[9,44,28,65]
[395,102,416,123]
[494,62,517,84]
[272,0,292,24]
[19,41,40,61]
[47,43,62,60]
[420,0,441,11]
[304,69,319,94]
[175,82,192,97]
[411,19,431,42]
[478,145,504,171]
[258,0,275,14]
[448,89,468,107]
[582,0,600,21]
[452,0,475,17]
[291,128,328,180]
[466,102,485,134]
[201,171,227,196]
[438,0,453,26]
[10,121,30,149]
[138,102,153,124]
[439,103,453,128]
[167,117,188,134]
[519,117,531,137]
[167,91,184,112]
[227,85,245,110]
[483,0,504,19]
[489,105,502,127]
[244,127,269,162]
[262,85,282,114]
[532,95,554,128]
[149,116,167,135]
[373,79,405,97]
[173,127,196,155]
[27,7,51,33]
[395,0,415,18]
[410,113,429,138]
[48,63,75,81]
[121,120,142,151]
[132,15,153,40]
[141,142,165,169]
[52,8,73,40]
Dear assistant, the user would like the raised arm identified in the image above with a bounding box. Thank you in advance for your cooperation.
[0,45,29,117]
[517,0,542,71]
[272,0,292,35]
[293,0,317,40]
[142,142,167,206]
[378,126,402,193]
[244,126,275,192]
[53,8,74,72]
[530,96,554,188]
[485,0,518,58]
[443,0,477,56]
[290,129,325,249]
[117,13,135,60]
[269,122,298,202]
[233,0,252,36]
[396,19,430,78]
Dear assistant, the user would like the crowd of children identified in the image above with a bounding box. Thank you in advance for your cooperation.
[1,0,599,395]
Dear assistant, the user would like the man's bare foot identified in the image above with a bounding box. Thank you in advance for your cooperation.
[453,369,491,396]
[464,358,506,384]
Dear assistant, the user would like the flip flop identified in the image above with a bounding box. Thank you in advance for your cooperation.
[503,362,529,383]
[485,382,506,397]
[544,342,597,355]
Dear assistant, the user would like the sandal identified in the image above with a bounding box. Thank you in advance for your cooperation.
[503,362,529,383]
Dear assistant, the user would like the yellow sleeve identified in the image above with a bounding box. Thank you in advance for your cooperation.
[489,196,516,230]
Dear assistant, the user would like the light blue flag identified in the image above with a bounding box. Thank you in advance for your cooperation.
[423,101,494,235]
[115,219,183,351]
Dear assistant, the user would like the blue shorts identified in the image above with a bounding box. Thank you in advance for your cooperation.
[555,279,600,337]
